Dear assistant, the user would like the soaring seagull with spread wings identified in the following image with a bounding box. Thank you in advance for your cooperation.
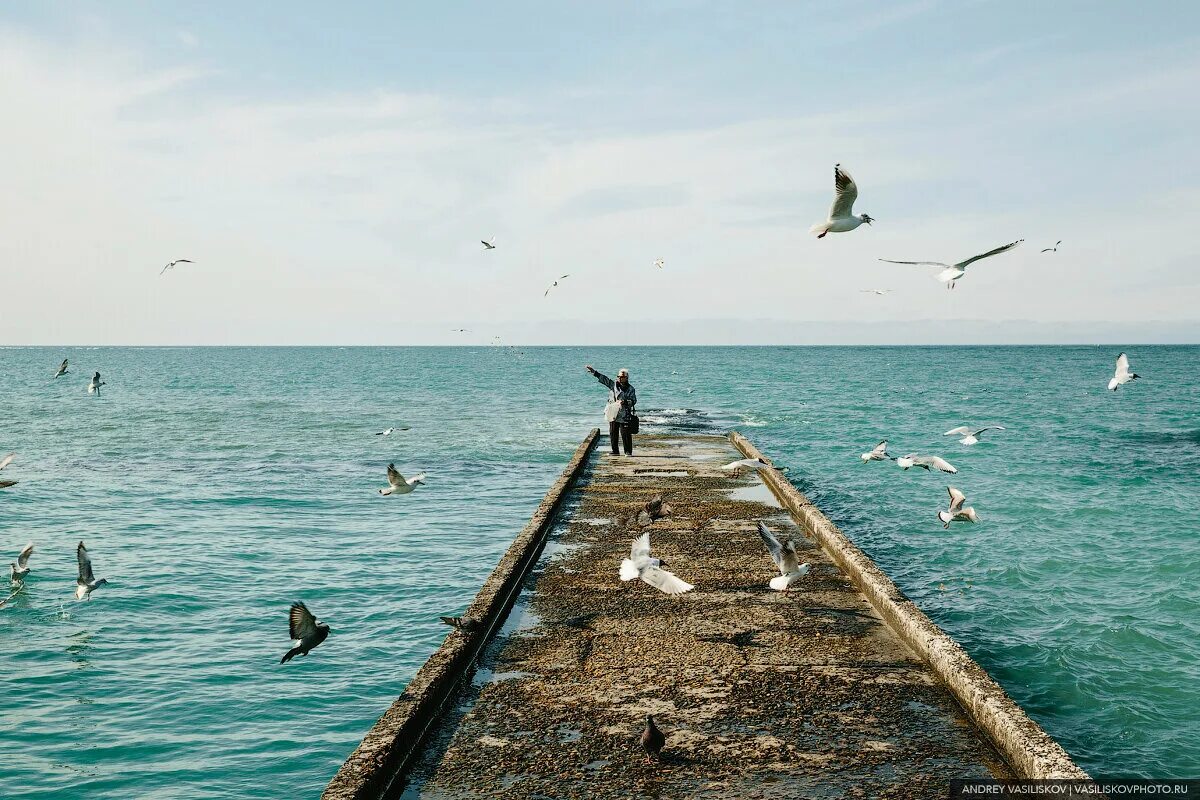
[280,602,330,663]
[75,541,109,600]
[756,521,810,591]
[879,240,1023,289]
[811,163,873,238]
[619,532,693,595]
[159,259,192,275]
[896,454,958,473]
[379,463,425,495]
[481,237,496,250]
[1041,240,1062,253]
[544,274,570,296]
[943,425,1005,446]
[860,440,891,463]
[937,486,980,529]
[1108,353,1140,391]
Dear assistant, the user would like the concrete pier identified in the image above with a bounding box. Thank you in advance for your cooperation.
[324,430,1085,799]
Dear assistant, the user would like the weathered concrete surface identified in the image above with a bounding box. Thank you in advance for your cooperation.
[389,432,1027,799]
[731,432,1088,782]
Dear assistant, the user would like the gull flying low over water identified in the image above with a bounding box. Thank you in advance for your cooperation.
[619,532,693,595]
[88,372,105,396]
[280,602,330,663]
[375,426,410,437]
[54,359,69,378]
[11,543,33,586]
[1041,240,1062,253]
[943,425,1005,446]
[811,163,873,238]
[1108,353,1140,391]
[641,716,666,762]
[481,237,496,250]
[860,440,891,463]
[757,521,810,591]
[379,463,426,495]
[938,486,980,529]
[720,457,787,475]
[0,453,14,472]
[896,454,958,473]
[159,259,192,275]
[880,240,1023,289]
[544,274,570,297]
[75,541,109,601]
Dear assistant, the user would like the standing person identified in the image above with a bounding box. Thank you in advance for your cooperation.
[586,365,637,455]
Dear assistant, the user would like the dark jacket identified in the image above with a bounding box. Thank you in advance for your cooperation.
[592,370,637,424]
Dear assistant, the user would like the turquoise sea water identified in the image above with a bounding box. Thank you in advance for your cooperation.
[1,345,1197,797]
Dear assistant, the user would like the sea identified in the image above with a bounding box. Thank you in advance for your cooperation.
[1,345,1196,797]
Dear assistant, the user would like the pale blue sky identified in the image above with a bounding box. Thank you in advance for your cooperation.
[2,2,1199,343]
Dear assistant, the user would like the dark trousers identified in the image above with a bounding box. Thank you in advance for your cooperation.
[609,421,633,455]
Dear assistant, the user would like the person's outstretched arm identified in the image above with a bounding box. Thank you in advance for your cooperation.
[585,365,614,389]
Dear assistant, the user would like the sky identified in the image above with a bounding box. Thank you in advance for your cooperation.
[1,1,1199,345]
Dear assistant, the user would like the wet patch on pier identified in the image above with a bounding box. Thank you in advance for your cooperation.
[398,434,1010,799]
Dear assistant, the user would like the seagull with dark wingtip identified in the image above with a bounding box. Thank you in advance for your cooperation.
[88,372,106,396]
[280,602,330,663]
[11,543,33,586]
[54,359,69,378]
[75,541,109,600]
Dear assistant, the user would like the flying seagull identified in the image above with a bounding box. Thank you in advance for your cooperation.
[375,426,411,436]
[757,521,810,591]
[937,486,980,529]
[860,289,892,296]
[1108,353,1140,391]
[653,258,664,270]
[720,457,787,475]
[10,543,33,586]
[641,716,666,762]
[544,274,570,297]
[1041,240,1062,253]
[481,237,496,250]
[895,454,958,473]
[0,454,13,472]
[810,163,873,238]
[619,532,693,595]
[159,259,193,275]
[943,425,1006,446]
[439,616,481,632]
[860,440,891,463]
[280,602,330,663]
[880,240,1023,289]
[88,372,105,396]
[451,328,470,333]
[379,463,426,495]
[75,541,109,601]
[54,359,69,378]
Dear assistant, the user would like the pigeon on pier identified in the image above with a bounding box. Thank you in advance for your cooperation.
[1108,353,1140,391]
[627,495,673,527]
[860,440,891,463]
[641,716,666,762]
[379,464,425,495]
[619,532,693,595]
[280,602,330,663]
[895,454,958,473]
[54,359,69,378]
[75,541,109,600]
[811,164,873,238]
[937,486,980,529]
[439,616,481,632]
[943,426,1005,446]
[757,521,810,591]
[10,543,33,586]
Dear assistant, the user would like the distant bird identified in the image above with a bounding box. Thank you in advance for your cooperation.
[375,426,410,437]
[943,425,1005,446]
[10,543,33,586]
[439,616,481,632]
[937,486,980,529]
[880,239,1023,289]
[896,454,958,473]
[280,602,330,663]
[720,457,787,475]
[379,463,426,495]
[860,440,891,463]
[756,521,810,591]
[1108,352,1140,391]
[641,716,666,762]
[619,532,693,595]
[159,258,192,275]
[544,274,570,297]
[74,541,109,601]
[860,289,891,296]
[481,237,496,250]
[54,359,69,378]
[1041,240,1062,253]
[451,328,470,333]
[87,372,105,395]
[653,258,664,270]
[810,163,873,238]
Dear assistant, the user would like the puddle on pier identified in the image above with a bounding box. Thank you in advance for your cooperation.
[727,482,782,507]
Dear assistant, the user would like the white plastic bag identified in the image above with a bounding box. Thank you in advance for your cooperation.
[604,401,622,422]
